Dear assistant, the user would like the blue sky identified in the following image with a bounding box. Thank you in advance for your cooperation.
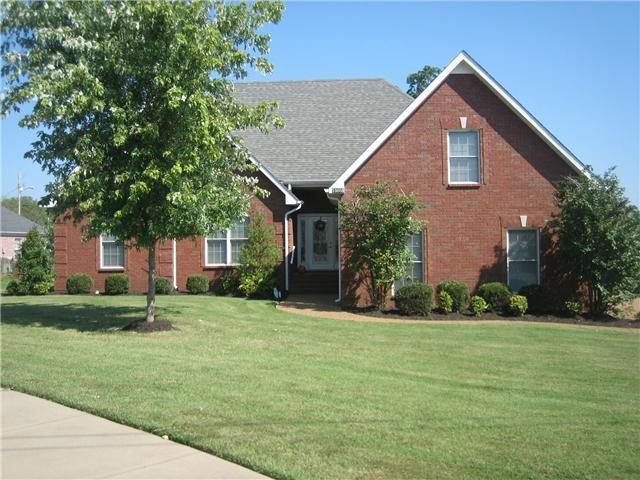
[2,1,639,203]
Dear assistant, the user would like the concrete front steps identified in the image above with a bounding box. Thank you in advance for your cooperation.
[289,270,338,294]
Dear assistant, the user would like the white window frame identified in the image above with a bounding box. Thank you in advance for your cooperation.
[447,129,481,185]
[393,230,425,293]
[506,228,540,291]
[204,219,249,267]
[99,235,125,270]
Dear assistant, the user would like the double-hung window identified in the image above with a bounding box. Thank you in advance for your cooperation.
[395,232,424,291]
[448,130,480,184]
[100,235,125,269]
[205,217,249,266]
[14,238,23,257]
[507,229,539,293]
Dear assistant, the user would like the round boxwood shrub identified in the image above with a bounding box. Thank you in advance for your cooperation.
[507,294,528,317]
[437,280,470,312]
[5,278,23,296]
[469,295,489,317]
[155,277,172,295]
[518,284,552,314]
[66,273,94,294]
[395,283,434,316]
[186,274,209,294]
[105,274,130,295]
[478,282,512,312]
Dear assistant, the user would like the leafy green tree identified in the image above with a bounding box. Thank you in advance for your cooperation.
[1,196,49,226]
[2,0,284,322]
[406,65,442,98]
[339,181,422,310]
[550,168,640,315]
[238,211,280,298]
[10,228,56,295]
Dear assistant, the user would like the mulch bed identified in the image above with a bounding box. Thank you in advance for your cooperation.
[346,308,640,329]
[122,318,176,332]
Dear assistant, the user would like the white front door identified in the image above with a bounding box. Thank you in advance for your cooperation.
[298,214,338,270]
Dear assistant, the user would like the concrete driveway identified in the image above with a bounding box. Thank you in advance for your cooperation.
[1,390,269,479]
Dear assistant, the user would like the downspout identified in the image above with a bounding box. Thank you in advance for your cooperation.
[172,239,177,291]
[325,187,345,304]
[335,207,341,304]
[284,201,304,292]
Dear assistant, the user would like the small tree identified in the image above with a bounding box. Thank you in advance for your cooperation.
[406,65,442,98]
[550,168,640,315]
[12,228,56,295]
[339,181,422,309]
[2,0,284,322]
[238,212,280,297]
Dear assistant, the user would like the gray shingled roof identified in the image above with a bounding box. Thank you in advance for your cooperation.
[234,79,412,185]
[0,206,44,236]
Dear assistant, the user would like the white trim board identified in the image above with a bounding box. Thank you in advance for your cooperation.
[328,51,588,193]
[248,152,301,206]
[229,137,301,206]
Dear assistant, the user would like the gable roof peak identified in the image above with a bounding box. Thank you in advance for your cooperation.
[329,51,588,192]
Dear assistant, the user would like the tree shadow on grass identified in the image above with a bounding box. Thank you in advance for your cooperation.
[0,302,182,333]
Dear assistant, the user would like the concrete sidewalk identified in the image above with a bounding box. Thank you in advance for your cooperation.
[1,390,268,479]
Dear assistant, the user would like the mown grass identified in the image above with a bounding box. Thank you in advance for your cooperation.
[1,295,639,479]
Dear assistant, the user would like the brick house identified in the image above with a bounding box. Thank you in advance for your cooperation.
[54,52,587,306]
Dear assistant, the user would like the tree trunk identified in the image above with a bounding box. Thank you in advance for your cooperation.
[146,243,156,323]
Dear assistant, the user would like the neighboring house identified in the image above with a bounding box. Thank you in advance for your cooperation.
[53,52,586,306]
[1,206,45,273]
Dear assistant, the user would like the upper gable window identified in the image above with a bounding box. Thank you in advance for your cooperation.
[448,130,480,184]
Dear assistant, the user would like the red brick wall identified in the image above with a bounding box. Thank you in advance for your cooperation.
[54,171,291,293]
[342,73,576,307]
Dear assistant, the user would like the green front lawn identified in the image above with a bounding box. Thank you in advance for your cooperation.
[1,295,639,479]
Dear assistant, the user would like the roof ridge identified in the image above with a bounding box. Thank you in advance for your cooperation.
[235,78,391,85]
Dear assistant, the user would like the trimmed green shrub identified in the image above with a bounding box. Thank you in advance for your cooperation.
[478,282,512,312]
[564,299,582,317]
[5,278,23,296]
[155,277,172,295]
[222,272,241,295]
[437,280,470,312]
[105,274,129,295]
[210,272,240,296]
[66,273,94,294]
[439,290,453,314]
[519,284,553,314]
[11,228,56,295]
[470,295,489,317]
[186,274,209,294]
[238,212,280,298]
[395,283,434,316]
[507,295,528,317]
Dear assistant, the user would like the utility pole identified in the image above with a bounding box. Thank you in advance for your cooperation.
[17,173,34,216]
